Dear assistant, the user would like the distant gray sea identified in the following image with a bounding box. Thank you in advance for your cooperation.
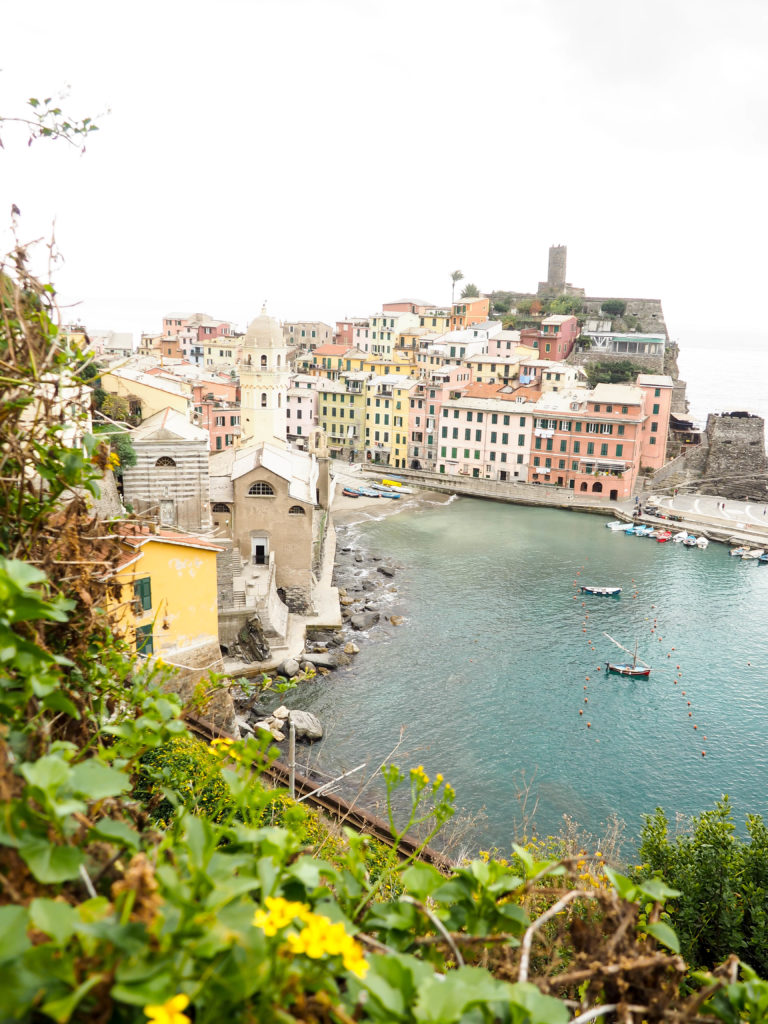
[677,330,768,437]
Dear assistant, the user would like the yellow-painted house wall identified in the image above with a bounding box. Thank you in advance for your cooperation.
[111,537,220,656]
[100,372,189,420]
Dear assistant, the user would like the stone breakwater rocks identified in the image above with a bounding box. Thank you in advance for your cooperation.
[232,531,406,743]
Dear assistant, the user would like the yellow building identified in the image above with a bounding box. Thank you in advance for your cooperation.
[417,308,452,333]
[364,374,417,468]
[110,526,223,659]
[317,374,368,459]
[101,367,190,420]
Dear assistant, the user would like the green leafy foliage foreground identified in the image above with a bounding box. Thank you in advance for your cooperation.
[3,255,768,1024]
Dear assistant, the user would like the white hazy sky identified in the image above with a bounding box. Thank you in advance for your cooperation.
[3,0,767,343]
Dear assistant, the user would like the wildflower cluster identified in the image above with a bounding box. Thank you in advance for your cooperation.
[144,993,191,1024]
[253,896,369,978]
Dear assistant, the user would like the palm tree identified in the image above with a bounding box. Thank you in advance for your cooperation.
[450,270,464,307]
[461,283,480,298]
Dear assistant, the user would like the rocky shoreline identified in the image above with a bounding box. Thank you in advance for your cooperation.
[231,519,407,745]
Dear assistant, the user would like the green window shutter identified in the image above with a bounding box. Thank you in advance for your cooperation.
[133,577,152,612]
[136,623,154,656]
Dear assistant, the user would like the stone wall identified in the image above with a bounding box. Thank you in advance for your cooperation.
[698,413,768,499]
[153,637,239,736]
[580,297,668,337]
[123,438,211,532]
[570,348,665,374]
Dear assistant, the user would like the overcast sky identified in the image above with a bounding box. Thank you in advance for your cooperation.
[3,0,767,343]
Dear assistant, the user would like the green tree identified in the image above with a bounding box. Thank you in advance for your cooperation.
[549,295,583,315]
[637,798,768,975]
[601,299,627,317]
[585,359,644,386]
[101,392,131,422]
[450,269,464,305]
[461,283,480,298]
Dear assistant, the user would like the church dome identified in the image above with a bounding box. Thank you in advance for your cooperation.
[243,306,284,349]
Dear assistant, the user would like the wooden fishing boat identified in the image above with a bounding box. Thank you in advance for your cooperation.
[741,548,765,560]
[580,586,622,596]
[682,534,698,547]
[603,633,651,678]
[729,546,749,557]
[355,487,382,498]
[605,521,627,531]
[654,530,673,542]
[341,488,361,498]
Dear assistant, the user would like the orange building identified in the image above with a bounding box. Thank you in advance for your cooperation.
[450,296,490,330]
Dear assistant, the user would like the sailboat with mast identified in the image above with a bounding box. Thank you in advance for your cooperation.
[603,633,651,678]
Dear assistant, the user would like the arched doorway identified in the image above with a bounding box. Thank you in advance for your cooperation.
[592,481,603,493]
[580,481,588,492]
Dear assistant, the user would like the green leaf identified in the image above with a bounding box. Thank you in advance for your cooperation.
[70,760,130,800]
[42,974,106,1023]
[637,877,681,903]
[20,754,71,793]
[414,966,516,1023]
[604,866,638,901]
[20,840,84,883]
[645,921,681,953]
[507,981,571,1024]
[0,906,30,964]
[88,818,139,850]
[401,862,446,899]
[29,898,77,945]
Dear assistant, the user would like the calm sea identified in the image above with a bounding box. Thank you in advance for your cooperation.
[292,499,768,853]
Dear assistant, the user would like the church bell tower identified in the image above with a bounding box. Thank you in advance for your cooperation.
[238,305,290,447]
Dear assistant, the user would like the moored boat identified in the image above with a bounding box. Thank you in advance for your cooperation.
[682,534,698,547]
[603,633,651,678]
[696,537,709,549]
[741,548,765,560]
[671,531,688,543]
[758,553,768,564]
[730,546,749,556]
[654,530,673,542]
[580,586,622,596]
[605,521,628,531]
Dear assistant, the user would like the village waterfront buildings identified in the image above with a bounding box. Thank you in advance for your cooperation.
[83,250,683,663]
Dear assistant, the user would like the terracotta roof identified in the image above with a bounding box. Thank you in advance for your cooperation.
[312,344,353,356]
[463,382,520,401]
[117,524,224,552]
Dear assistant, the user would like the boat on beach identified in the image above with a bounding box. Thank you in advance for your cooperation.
[341,487,361,498]
[603,633,651,678]
[580,586,622,596]
[356,487,382,498]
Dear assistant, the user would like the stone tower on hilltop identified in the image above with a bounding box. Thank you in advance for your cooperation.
[238,306,290,448]
[537,244,585,298]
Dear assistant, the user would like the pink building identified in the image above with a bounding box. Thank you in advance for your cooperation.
[382,298,433,314]
[520,315,579,361]
[335,318,369,347]
[407,366,472,471]
[526,377,671,499]
[437,383,537,481]
[286,374,335,443]
[191,379,241,452]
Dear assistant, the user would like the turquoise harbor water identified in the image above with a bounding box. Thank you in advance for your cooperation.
[293,498,768,852]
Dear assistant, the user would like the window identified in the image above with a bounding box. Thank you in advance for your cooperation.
[248,481,275,496]
[615,444,623,457]
[519,417,525,427]
[215,436,222,450]
[288,505,305,515]
[441,426,447,438]
[467,412,473,422]
[618,425,625,436]
[621,405,628,414]
[586,442,594,455]
[600,444,608,456]
[601,423,613,434]
[475,430,481,442]
[440,447,447,457]
[560,440,567,452]
[516,454,523,464]
[464,428,471,441]
[452,428,458,439]
[261,393,267,407]
[653,403,660,414]
[133,577,152,612]
[212,503,230,513]
[155,456,176,467]
[136,624,153,657]
[492,414,498,424]
[491,432,497,443]
[586,423,599,433]
[651,421,658,432]
[533,456,540,466]
[594,404,600,412]
[545,438,553,451]
[606,405,613,413]
[501,433,508,444]
[215,416,225,426]
[517,434,524,446]
[260,354,267,368]
[654,388,661,397]
[573,441,581,453]
[650,436,657,445]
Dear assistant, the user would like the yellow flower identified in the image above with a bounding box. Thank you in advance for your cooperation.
[285,911,369,978]
[144,994,191,1024]
[253,896,311,935]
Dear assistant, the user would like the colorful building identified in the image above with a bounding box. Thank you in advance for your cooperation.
[450,296,490,330]
[110,525,223,659]
[438,383,536,481]
[407,365,472,471]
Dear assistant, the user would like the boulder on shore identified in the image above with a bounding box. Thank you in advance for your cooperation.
[278,658,301,679]
[377,565,396,577]
[302,651,338,670]
[350,611,380,630]
[289,709,323,741]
